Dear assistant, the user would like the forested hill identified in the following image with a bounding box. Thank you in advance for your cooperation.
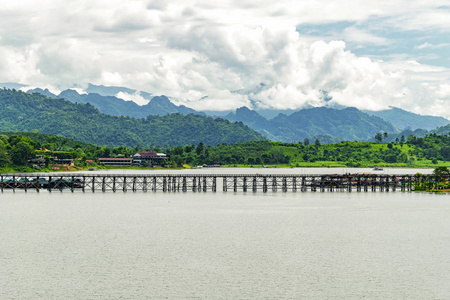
[433,123,450,136]
[0,89,264,147]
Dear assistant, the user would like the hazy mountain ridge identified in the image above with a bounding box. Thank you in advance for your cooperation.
[3,83,450,143]
[224,106,398,143]
[27,87,204,118]
[363,107,449,130]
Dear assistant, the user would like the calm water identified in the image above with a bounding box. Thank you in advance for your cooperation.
[0,172,448,299]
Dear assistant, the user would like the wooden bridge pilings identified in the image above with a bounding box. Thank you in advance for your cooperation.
[0,173,448,193]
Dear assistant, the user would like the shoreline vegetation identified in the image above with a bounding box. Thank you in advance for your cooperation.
[0,132,450,172]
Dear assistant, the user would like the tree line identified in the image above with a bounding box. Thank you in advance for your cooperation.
[0,130,449,171]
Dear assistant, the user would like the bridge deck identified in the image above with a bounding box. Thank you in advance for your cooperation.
[1,173,447,193]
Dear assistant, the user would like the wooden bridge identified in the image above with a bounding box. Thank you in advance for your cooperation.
[0,173,448,193]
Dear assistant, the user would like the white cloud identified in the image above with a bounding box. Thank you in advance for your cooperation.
[415,42,450,49]
[69,87,87,95]
[342,27,389,46]
[0,0,449,118]
[99,72,124,87]
[115,92,149,106]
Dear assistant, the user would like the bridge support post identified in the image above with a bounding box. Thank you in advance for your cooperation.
[132,177,137,192]
[123,176,127,192]
[143,176,147,192]
[47,176,52,192]
[152,176,156,192]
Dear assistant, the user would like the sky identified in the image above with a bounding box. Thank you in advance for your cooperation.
[0,0,449,118]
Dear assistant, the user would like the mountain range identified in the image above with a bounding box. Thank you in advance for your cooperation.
[24,87,204,118]
[224,106,398,142]
[0,89,263,147]
[2,82,449,144]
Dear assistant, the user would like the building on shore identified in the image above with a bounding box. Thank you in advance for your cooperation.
[98,158,133,166]
[132,150,168,166]
[98,150,169,167]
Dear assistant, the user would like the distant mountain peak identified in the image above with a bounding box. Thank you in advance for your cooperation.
[27,88,57,98]
[59,89,80,96]
[151,95,171,104]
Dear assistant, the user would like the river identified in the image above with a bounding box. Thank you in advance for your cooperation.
[0,168,448,299]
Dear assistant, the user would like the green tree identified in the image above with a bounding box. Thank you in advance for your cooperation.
[10,141,34,165]
[375,133,382,143]
[196,142,205,155]
[172,146,184,156]
[0,140,10,167]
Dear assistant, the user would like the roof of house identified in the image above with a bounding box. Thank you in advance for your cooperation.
[99,158,133,161]
[134,150,158,157]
